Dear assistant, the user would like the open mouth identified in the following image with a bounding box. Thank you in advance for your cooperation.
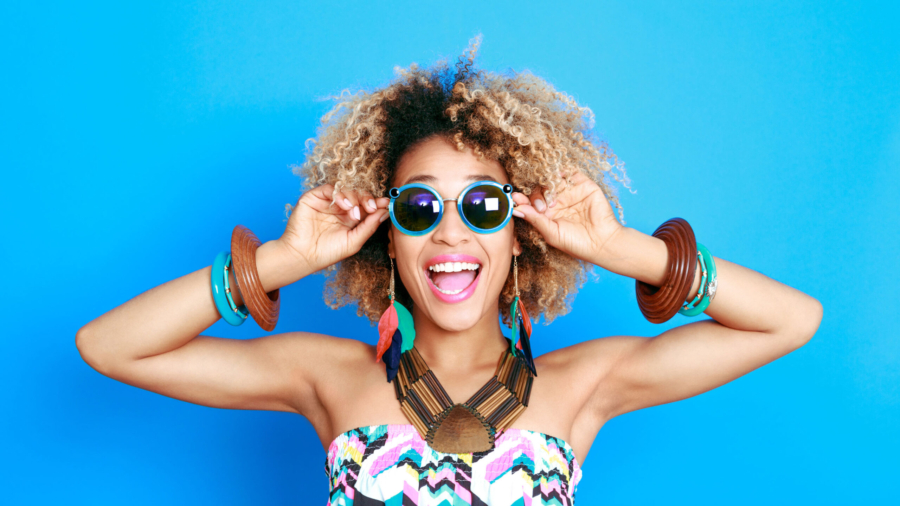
[427,261,481,294]
[424,256,482,302]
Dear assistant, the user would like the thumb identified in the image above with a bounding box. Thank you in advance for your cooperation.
[347,209,389,248]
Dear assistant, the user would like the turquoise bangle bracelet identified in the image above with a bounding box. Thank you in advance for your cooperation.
[680,243,716,317]
[211,251,248,326]
[699,243,717,303]
[680,250,708,311]
[224,253,250,322]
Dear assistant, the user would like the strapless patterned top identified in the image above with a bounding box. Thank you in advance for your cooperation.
[326,424,581,506]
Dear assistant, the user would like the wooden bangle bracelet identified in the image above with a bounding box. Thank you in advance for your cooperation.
[635,218,698,323]
[230,225,280,331]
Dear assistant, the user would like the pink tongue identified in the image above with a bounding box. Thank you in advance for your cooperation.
[432,270,476,291]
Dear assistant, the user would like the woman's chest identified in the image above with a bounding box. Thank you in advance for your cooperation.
[317,356,596,462]
[327,424,582,506]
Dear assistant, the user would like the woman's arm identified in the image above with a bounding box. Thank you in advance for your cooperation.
[75,241,321,414]
[76,185,389,420]
[510,173,823,424]
[582,226,823,421]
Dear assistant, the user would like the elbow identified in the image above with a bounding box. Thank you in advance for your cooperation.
[75,325,90,359]
[788,297,824,349]
[76,325,108,375]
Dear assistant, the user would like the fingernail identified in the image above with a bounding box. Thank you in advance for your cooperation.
[367,199,376,211]
[513,210,525,218]
[352,206,360,220]
[343,198,353,209]
[535,199,546,212]
[379,211,390,223]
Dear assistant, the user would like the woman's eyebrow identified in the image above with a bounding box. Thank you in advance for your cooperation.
[465,174,498,183]
[401,174,439,185]
[398,174,498,186]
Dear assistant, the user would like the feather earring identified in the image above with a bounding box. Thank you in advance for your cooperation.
[509,255,537,376]
[376,257,416,381]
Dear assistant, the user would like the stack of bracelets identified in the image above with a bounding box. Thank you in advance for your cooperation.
[636,217,718,323]
[210,225,281,331]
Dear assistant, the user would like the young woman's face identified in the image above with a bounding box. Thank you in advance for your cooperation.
[388,136,520,332]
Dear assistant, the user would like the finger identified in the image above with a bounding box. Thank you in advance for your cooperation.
[355,190,377,214]
[300,184,343,214]
[308,184,335,202]
[313,190,355,223]
[348,208,390,246]
[529,187,548,213]
[552,171,589,206]
[512,192,531,208]
[511,201,558,241]
[332,190,353,211]
[335,190,363,221]
[345,190,370,221]
[342,189,361,209]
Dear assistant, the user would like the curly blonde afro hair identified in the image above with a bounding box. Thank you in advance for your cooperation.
[294,37,632,326]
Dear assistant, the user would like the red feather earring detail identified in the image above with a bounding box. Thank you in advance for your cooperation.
[376,257,415,381]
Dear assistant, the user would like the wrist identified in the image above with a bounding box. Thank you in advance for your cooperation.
[255,239,313,292]
[594,226,669,287]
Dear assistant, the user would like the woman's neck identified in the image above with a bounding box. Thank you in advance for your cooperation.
[410,305,509,373]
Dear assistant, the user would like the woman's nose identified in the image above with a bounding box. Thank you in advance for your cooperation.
[431,202,470,246]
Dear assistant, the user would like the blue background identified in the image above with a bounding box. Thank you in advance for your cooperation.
[2,1,898,504]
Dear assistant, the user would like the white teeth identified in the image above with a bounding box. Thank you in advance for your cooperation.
[427,261,481,272]
[427,261,481,295]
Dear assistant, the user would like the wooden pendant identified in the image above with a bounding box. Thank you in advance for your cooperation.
[429,405,493,453]
[392,346,534,454]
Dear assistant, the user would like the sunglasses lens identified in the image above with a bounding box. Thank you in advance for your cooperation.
[394,187,441,232]
[461,184,510,231]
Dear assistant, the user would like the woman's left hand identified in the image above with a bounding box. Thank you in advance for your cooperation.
[512,171,623,266]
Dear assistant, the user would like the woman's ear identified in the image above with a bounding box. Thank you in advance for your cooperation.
[388,228,396,259]
[512,237,522,257]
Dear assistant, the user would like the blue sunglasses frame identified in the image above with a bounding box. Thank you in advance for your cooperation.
[388,181,515,236]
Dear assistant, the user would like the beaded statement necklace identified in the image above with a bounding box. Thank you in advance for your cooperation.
[392,345,534,454]
[376,257,538,454]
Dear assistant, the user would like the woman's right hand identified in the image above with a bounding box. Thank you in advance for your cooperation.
[277,184,390,277]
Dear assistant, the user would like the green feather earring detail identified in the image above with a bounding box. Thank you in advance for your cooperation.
[375,257,416,381]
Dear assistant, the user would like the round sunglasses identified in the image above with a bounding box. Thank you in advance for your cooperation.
[388,181,514,236]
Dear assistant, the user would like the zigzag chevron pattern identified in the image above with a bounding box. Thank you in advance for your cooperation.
[326,424,581,506]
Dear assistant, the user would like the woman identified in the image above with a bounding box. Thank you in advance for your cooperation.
[75,41,823,505]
